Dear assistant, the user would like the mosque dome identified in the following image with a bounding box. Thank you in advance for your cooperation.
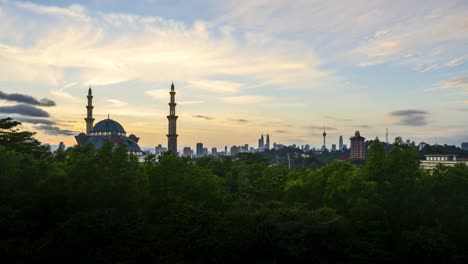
[91,118,126,134]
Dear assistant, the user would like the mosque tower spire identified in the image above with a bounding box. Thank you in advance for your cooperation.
[167,82,178,154]
[85,86,95,134]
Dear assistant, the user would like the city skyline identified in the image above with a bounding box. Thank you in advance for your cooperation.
[0,0,467,148]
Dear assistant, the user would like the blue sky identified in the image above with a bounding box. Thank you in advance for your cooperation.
[0,0,467,149]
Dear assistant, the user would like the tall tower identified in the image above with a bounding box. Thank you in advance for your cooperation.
[386,128,389,144]
[322,126,327,150]
[167,82,178,154]
[84,86,94,134]
[266,134,270,150]
[339,135,343,151]
[259,134,265,149]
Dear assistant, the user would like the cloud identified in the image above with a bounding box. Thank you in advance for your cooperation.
[446,56,467,67]
[439,77,468,89]
[389,109,429,126]
[228,118,249,123]
[0,2,327,89]
[192,114,214,120]
[223,95,271,103]
[188,80,242,94]
[324,115,353,122]
[179,101,206,105]
[0,104,50,117]
[0,91,55,106]
[14,117,55,125]
[50,89,79,101]
[304,125,337,131]
[33,124,76,136]
[106,99,128,107]
[275,130,288,134]
[145,89,169,101]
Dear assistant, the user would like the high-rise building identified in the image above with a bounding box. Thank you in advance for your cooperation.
[266,134,270,150]
[350,131,366,159]
[332,144,336,151]
[339,136,343,151]
[230,145,239,156]
[167,82,178,155]
[462,142,468,150]
[211,147,218,156]
[258,134,264,149]
[196,143,204,157]
[203,147,208,156]
[224,146,228,154]
[58,142,65,151]
[183,147,193,157]
[155,144,167,155]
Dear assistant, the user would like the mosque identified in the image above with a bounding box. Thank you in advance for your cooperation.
[75,83,178,155]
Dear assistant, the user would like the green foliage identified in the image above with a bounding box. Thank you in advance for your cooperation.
[1,122,468,263]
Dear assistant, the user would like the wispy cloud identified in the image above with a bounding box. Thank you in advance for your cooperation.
[304,125,337,131]
[33,124,76,136]
[324,115,353,122]
[188,80,242,94]
[106,99,128,107]
[439,77,468,89]
[223,95,271,103]
[14,117,55,125]
[192,114,214,120]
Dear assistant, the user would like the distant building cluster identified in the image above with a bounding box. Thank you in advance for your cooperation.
[69,83,467,165]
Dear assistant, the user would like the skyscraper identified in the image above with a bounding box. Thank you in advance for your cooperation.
[266,134,270,150]
[84,86,94,134]
[350,131,366,159]
[259,134,264,149]
[196,143,204,157]
[339,135,343,151]
[167,82,178,154]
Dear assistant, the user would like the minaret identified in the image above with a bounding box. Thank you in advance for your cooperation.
[84,86,94,134]
[322,126,327,150]
[167,82,178,154]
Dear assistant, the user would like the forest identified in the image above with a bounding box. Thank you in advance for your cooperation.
[1,117,468,263]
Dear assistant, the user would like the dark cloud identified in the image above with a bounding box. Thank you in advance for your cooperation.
[33,125,75,136]
[15,117,55,125]
[275,130,288,134]
[389,109,429,126]
[324,115,353,122]
[229,118,249,123]
[0,104,50,117]
[390,109,428,116]
[192,115,214,120]
[304,125,337,130]
[0,91,55,106]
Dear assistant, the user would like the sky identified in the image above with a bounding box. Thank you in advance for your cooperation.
[0,0,467,150]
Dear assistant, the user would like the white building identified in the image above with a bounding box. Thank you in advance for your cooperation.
[420,154,468,170]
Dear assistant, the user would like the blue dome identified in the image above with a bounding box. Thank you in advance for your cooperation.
[91,119,126,133]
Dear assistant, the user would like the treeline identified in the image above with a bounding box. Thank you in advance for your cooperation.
[1,117,468,263]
